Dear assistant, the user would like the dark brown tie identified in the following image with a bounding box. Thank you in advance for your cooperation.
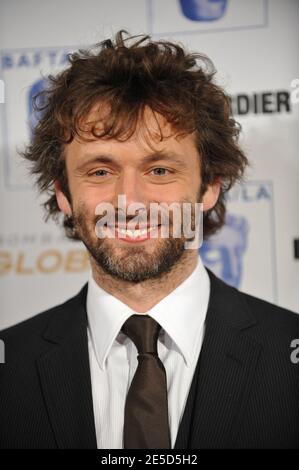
[121,314,171,449]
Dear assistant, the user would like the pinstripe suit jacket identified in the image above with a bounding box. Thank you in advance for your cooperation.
[1,268,299,449]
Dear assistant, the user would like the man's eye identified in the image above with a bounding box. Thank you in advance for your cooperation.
[89,168,171,177]
[150,167,171,176]
[91,169,109,177]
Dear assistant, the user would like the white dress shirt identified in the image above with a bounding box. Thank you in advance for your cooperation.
[86,255,210,449]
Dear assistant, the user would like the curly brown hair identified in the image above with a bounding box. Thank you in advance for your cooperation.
[21,30,248,241]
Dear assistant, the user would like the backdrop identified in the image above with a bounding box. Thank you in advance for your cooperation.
[0,0,298,329]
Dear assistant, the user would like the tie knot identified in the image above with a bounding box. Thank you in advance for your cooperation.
[121,314,162,355]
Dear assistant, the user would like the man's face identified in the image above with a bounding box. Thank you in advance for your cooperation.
[57,108,217,282]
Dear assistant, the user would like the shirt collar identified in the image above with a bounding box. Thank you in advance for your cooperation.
[86,255,210,371]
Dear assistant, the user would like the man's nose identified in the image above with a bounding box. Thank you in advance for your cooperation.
[114,171,148,212]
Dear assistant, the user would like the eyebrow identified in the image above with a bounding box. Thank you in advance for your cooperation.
[75,151,188,171]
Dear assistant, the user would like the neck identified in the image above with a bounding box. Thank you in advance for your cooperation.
[90,251,199,313]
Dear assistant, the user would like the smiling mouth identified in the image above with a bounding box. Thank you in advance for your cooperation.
[102,224,162,241]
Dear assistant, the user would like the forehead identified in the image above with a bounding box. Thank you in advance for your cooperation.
[81,102,181,138]
[68,103,198,159]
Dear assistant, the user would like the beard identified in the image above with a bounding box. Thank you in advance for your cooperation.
[71,195,201,283]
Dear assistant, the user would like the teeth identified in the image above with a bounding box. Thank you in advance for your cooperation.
[111,226,158,238]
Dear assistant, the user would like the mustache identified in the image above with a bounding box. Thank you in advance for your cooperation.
[93,210,198,231]
[93,208,191,226]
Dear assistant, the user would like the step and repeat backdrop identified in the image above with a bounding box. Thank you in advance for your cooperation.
[0,0,298,329]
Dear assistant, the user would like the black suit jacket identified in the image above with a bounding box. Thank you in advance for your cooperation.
[1,268,299,449]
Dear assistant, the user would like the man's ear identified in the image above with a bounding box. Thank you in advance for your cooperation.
[54,180,72,216]
[202,178,221,211]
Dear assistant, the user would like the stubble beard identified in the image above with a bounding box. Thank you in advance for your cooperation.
[72,210,187,283]
[70,185,202,283]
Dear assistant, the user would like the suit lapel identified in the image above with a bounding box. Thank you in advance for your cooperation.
[175,269,262,449]
[36,268,262,449]
[36,284,97,449]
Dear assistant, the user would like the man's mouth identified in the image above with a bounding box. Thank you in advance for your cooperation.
[103,224,162,242]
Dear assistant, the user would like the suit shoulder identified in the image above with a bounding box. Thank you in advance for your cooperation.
[207,268,299,336]
[240,289,299,333]
[0,284,87,343]
[207,267,299,325]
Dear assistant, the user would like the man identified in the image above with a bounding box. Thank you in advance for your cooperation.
[0,30,298,449]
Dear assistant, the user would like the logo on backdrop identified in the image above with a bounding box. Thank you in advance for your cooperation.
[229,91,292,116]
[200,213,248,288]
[0,47,72,189]
[149,0,267,35]
[199,181,277,301]
[179,0,228,22]
[28,77,48,138]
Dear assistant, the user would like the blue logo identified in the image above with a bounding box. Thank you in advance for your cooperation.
[28,77,48,138]
[199,213,249,288]
[179,0,228,21]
